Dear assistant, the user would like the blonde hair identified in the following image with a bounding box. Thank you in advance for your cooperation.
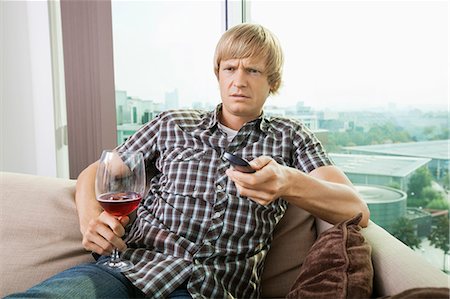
[214,23,284,94]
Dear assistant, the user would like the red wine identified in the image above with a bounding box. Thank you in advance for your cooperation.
[97,192,142,217]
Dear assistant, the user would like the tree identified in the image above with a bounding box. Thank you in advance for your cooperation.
[407,197,429,208]
[423,126,436,137]
[428,216,450,272]
[426,198,449,211]
[436,127,449,140]
[407,167,432,199]
[422,186,442,201]
[441,171,450,190]
[391,217,421,249]
[408,186,442,208]
[325,120,413,151]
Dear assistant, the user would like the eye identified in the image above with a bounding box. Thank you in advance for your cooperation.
[248,68,261,75]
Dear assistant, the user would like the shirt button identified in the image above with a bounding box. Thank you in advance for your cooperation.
[213,211,222,218]
[176,154,183,159]
[216,184,223,191]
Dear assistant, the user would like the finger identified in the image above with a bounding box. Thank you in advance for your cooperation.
[118,215,130,227]
[227,163,276,187]
[84,235,127,255]
[83,239,112,256]
[84,216,127,252]
[249,156,273,170]
[226,168,258,187]
[236,187,272,205]
[233,180,263,199]
[99,212,127,237]
[96,223,127,251]
[82,239,103,254]
[82,225,114,255]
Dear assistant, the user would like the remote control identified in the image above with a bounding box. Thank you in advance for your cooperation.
[223,152,256,173]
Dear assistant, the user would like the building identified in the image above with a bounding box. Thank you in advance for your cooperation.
[355,185,407,233]
[288,101,319,130]
[116,123,145,145]
[290,114,319,130]
[405,208,432,238]
[330,153,430,191]
[356,185,433,238]
[115,90,164,144]
[343,140,449,179]
[165,89,179,110]
[265,103,319,130]
[312,129,329,148]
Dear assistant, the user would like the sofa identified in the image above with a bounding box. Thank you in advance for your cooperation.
[1,171,449,298]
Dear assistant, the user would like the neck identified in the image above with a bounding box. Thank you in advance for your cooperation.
[218,115,243,131]
[218,105,262,131]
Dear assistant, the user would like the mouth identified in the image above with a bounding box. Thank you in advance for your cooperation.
[230,93,250,99]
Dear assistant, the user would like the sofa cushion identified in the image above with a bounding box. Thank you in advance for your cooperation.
[261,204,318,298]
[287,213,373,299]
[0,172,94,297]
[378,287,450,299]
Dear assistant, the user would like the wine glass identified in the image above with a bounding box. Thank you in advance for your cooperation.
[95,150,146,272]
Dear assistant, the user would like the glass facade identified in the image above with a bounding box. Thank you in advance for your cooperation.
[356,185,407,233]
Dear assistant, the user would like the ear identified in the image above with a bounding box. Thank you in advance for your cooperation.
[269,79,279,94]
[268,82,275,94]
[267,75,276,94]
[215,68,220,81]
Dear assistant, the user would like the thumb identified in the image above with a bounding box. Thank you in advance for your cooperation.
[249,156,272,170]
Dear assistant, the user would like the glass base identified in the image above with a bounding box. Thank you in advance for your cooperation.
[101,259,134,272]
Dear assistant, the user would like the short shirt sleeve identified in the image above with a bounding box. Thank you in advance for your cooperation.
[292,123,333,173]
[115,112,163,163]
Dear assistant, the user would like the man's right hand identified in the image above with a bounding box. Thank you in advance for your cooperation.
[81,211,129,255]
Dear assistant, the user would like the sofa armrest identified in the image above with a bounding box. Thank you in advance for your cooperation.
[361,221,449,296]
[0,172,94,297]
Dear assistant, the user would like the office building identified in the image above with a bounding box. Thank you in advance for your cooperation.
[343,140,449,179]
[330,153,430,191]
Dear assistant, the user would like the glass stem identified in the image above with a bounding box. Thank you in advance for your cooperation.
[110,248,121,264]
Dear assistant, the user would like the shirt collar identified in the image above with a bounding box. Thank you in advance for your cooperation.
[206,104,221,129]
[258,110,271,133]
[205,103,271,133]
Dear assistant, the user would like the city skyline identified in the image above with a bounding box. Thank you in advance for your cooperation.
[114,87,446,113]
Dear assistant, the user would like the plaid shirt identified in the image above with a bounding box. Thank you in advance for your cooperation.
[116,104,331,298]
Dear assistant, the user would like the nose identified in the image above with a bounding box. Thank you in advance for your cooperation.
[233,68,247,88]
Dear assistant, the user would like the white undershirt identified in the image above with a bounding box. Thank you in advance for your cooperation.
[218,122,238,142]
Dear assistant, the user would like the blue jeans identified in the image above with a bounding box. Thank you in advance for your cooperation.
[6,259,192,299]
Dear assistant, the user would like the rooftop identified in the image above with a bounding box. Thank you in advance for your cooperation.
[343,139,449,160]
[406,208,432,220]
[330,153,430,177]
[355,185,406,204]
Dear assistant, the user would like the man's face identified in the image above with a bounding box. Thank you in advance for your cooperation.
[218,57,272,125]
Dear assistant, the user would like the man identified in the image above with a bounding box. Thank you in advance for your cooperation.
[9,23,369,299]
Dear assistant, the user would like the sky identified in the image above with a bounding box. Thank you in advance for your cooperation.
[111,0,448,112]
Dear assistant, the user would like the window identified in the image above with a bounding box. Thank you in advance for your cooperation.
[249,0,448,271]
[110,0,448,272]
[111,1,223,144]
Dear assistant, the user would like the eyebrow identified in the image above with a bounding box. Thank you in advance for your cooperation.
[244,61,266,72]
[221,60,238,67]
[221,60,265,70]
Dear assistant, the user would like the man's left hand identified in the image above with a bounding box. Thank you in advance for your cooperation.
[225,156,291,205]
